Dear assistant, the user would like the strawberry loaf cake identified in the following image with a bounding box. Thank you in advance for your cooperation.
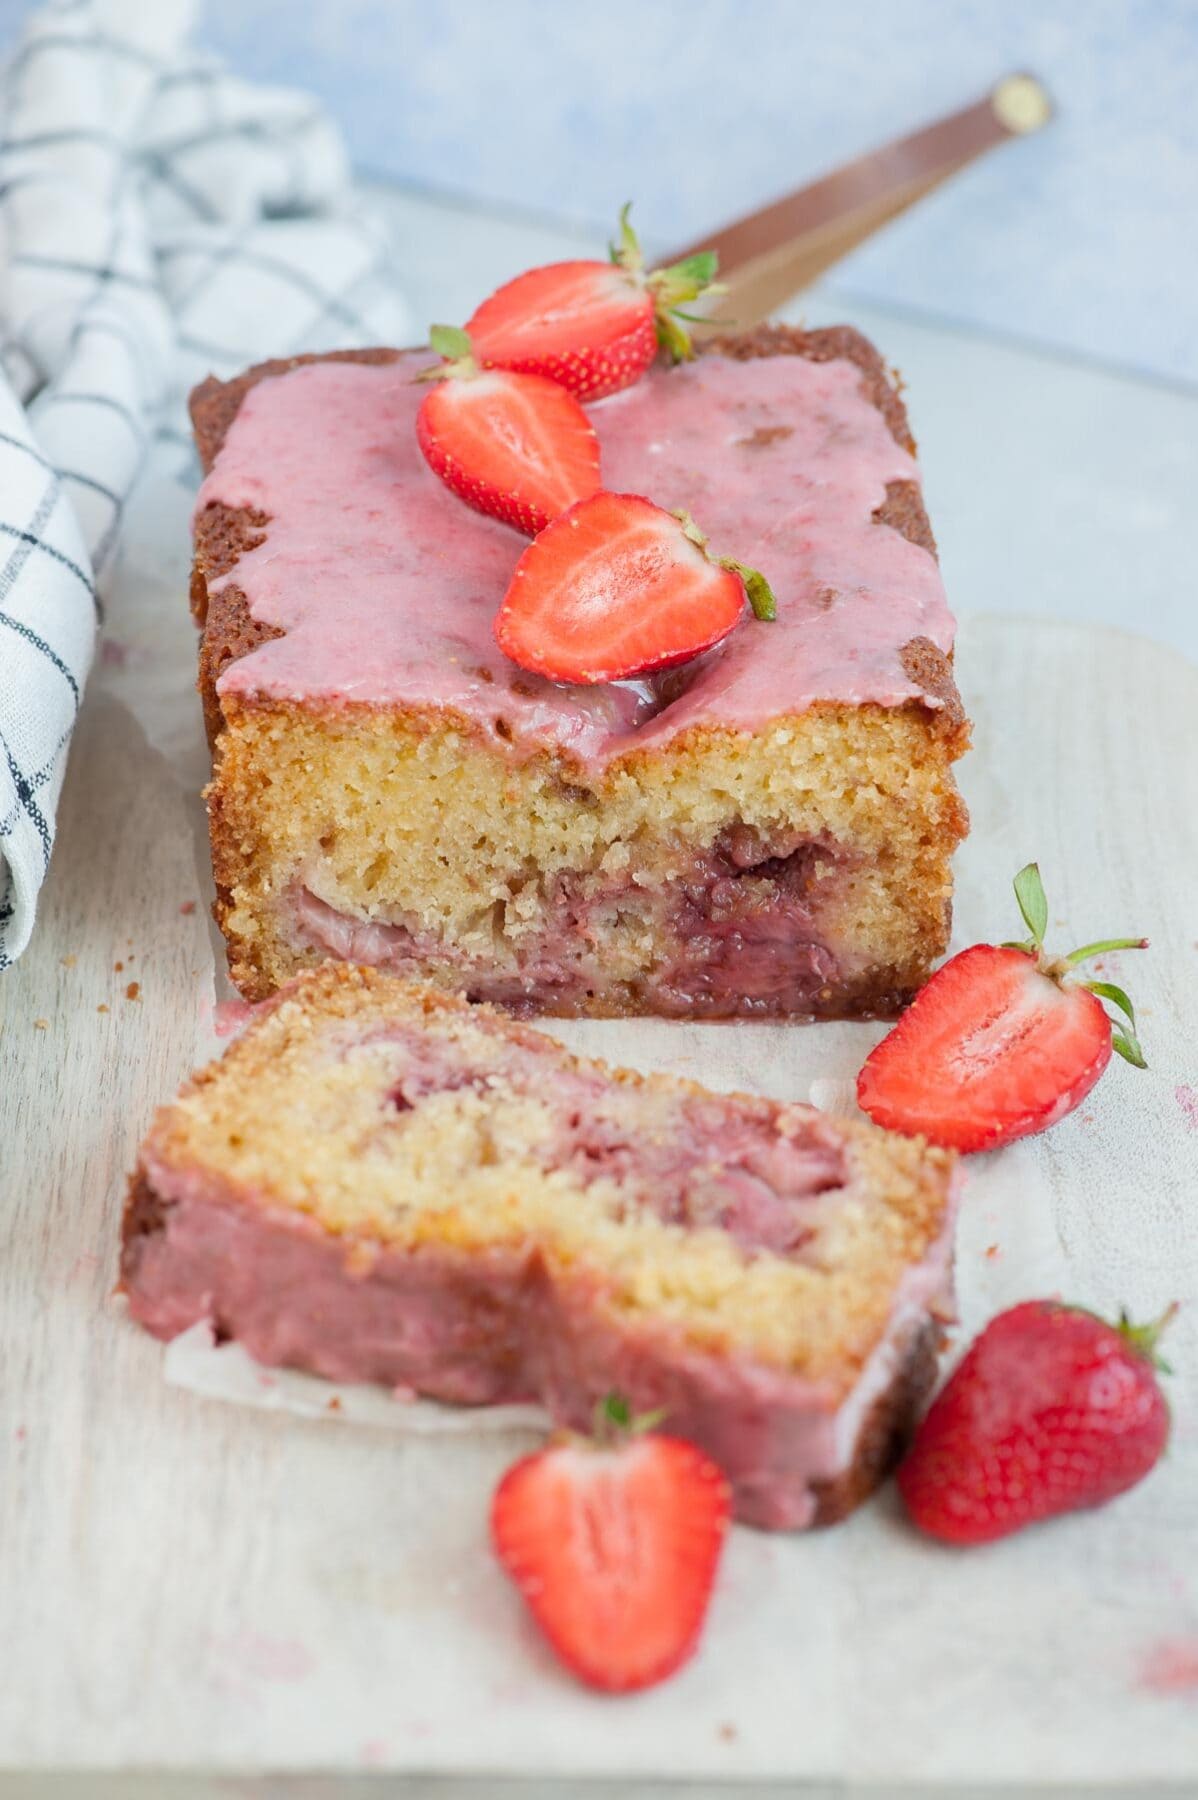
[121,965,958,1528]
[189,320,969,1017]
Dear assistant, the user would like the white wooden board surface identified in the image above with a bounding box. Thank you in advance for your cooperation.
[2,450,1197,1788]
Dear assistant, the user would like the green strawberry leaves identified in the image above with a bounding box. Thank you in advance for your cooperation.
[1114,1302,1180,1374]
[673,511,777,621]
[1003,862,1149,1068]
[655,307,696,365]
[593,1391,667,1442]
[657,250,720,289]
[430,323,474,361]
[1083,979,1147,1068]
[1066,935,1151,964]
[722,558,777,621]
[608,201,642,273]
[609,203,724,364]
[1012,861,1049,949]
[417,323,479,381]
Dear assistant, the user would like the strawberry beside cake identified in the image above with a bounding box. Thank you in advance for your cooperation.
[189,316,968,1015]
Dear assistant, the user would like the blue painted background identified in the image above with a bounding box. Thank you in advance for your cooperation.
[3,0,1196,382]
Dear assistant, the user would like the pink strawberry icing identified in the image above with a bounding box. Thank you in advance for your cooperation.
[124,1166,955,1530]
[196,350,952,766]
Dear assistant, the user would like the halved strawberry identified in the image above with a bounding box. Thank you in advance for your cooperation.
[857,863,1147,1152]
[494,492,776,685]
[466,205,722,402]
[491,1396,730,1693]
[416,325,600,535]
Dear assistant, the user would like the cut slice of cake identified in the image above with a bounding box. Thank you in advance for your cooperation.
[188,325,969,1018]
[121,964,959,1529]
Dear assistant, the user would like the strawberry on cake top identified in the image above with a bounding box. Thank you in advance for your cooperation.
[199,344,951,744]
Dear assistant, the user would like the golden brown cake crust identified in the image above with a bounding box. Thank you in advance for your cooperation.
[190,346,400,472]
[808,1316,943,1523]
[196,584,283,749]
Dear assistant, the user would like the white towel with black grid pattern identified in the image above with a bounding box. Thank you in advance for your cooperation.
[0,0,412,968]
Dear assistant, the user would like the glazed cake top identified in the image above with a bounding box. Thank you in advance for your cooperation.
[195,343,956,766]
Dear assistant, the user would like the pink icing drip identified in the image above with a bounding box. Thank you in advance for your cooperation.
[196,352,952,767]
[213,998,256,1038]
[125,1155,958,1530]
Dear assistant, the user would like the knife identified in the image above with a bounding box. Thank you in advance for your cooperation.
[666,72,1052,332]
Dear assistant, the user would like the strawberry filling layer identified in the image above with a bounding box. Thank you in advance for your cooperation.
[290,831,849,1019]
[370,1020,848,1259]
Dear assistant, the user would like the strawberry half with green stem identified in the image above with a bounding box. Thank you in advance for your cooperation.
[898,1299,1176,1545]
[491,1394,731,1693]
[416,325,601,535]
[494,491,776,686]
[466,204,723,402]
[857,862,1147,1152]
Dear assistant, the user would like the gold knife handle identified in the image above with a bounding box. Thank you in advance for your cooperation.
[668,72,1052,332]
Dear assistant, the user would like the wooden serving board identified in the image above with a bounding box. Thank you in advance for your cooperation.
[2,454,1197,1791]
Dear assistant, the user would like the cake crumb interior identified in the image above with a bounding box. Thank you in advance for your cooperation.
[210,700,967,1013]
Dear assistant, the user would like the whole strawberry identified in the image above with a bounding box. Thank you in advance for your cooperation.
[491,1394,730,1693]
[857,862,1148,1152]
[898,1301,1176,1545]
[466,204,722,402]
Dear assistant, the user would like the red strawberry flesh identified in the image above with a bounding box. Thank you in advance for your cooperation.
[898,1300,1172,1544]
[491,1434,730,1692]
[416,367,600,537]
[494,491,748,684]
[857,945,1114,1152]
[467,260,657,402]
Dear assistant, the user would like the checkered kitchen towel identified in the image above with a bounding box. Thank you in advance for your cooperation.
[0,0,412,968]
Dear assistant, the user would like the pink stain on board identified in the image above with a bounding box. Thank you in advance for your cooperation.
[210,1631,316,1683]
[1139,1637,1198,1697]
[214,999,255,1038]
[1175,1085,1198,1131]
